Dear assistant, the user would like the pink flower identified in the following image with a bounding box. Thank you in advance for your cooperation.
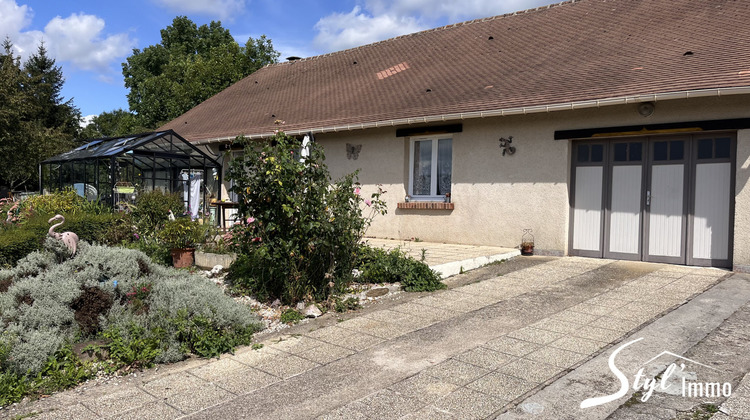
[247,217,255,224]
[252,237,262,242]
[365,199,372,207]
[354,187,361,195]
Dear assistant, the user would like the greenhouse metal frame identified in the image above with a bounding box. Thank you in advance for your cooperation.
[40,130,222,220]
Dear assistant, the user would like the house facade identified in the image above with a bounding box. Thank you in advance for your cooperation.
[160,0,750,270]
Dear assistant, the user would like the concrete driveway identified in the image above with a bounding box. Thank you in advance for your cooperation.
[4,257,747,420]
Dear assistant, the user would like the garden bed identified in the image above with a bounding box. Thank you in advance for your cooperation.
[0,240,262,407]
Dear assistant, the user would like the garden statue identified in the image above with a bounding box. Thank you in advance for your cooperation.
[48,214,79,256]
[6,204,16,222]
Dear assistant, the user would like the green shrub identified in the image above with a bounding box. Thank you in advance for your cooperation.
[101,323,164,370]
[127,238,172,266]
[158,218,208,249]
[0,370,28,407]
[131,190,184,235]
[0,342,94,406]
[18,189,108,218]
[356,246,445,292]
[172,310,256,358]
[226,132,386,303]
[279,308,304,325]
[334,297,360,312]
[0,229,40,268]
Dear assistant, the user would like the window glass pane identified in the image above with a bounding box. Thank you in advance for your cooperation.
[98,160,111,205]
[577,144,589,162]
[61,162,72,187]
[697,139,713,159]
[591,144,604,162]
[40,164,51,193]
[437,139,452,195]
[613,143,627,162]
[653,141,668,161]
[629,143,642,161]
[412,140,432,195]
[715,137,730,159]
[669,140,684,160]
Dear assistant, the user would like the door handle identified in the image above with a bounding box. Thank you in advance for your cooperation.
[646,190,651,206]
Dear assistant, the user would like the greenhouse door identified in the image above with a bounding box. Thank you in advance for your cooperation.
[570,134,734,268]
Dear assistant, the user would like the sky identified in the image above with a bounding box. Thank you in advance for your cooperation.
[0,0,555,122]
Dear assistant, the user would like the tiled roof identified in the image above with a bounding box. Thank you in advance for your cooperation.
[159,0,750,143]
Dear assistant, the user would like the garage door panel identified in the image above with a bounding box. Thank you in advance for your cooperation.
[573,166,603,252]
[693,162,731,260]
[609,165,641,255]
[648,164,684,258]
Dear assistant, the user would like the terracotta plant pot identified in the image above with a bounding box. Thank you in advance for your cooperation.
[521,243,534,256]
[171,248,195,268]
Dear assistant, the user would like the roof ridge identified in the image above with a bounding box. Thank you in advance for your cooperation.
[262,0,578,68]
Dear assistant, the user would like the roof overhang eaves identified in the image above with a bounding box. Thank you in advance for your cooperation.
[191,86,750,146]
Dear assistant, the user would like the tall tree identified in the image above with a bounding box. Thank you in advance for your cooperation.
[79,109,148,139]
[123,16,280,128]
[0,40,77,190]
[24,42,81,138]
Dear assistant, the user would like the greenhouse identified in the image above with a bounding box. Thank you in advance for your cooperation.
[40,130,222,219]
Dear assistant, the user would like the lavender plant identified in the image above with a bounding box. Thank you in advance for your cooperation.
[0,238,263,403]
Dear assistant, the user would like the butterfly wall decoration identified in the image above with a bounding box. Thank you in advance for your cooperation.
[346,143,362,160]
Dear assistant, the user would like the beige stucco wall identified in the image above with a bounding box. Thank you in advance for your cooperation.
[733,128,750,271]
[214,94,750,263]
[316,95,750,257]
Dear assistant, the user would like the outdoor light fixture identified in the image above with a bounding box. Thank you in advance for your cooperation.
[499,136,516,156]
[637,102,655,117]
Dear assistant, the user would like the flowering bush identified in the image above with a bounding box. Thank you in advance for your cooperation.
[225,132,386,303]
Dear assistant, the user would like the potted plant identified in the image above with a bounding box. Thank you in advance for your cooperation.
[159,218,205,268]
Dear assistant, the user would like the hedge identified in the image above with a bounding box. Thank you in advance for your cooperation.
[0,229,40,268]
[0,213,132,267]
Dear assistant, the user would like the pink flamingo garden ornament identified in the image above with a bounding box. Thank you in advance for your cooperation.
[48,214,79,256]
[6,202,18,223]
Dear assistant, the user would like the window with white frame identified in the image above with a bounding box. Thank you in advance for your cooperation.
[409,136,452,200]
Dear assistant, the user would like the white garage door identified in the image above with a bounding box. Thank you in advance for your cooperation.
[570,134,734,268]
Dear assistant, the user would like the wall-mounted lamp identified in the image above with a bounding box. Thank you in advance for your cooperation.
[637,102,655,117]
[499,136,516,156]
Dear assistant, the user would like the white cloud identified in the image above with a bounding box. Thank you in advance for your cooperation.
[153,0,247,21]
[313,6,426,52]
[0,0,30,36]
[313,0,554,53]
[365,0,552,21]
[43,13,135,72]
[80,114,96,127]
[0,0,135,75]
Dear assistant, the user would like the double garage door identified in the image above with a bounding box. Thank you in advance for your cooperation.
[570,133,735,268]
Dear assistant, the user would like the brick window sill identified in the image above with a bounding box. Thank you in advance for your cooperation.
[397,202,454,210]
